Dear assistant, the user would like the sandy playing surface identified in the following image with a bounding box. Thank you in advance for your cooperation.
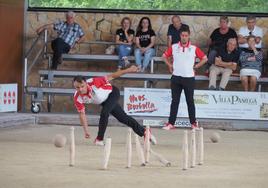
[0,124,268,188]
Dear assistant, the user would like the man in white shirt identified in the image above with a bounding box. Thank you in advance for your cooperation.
[73,65,157,146]
[162,27,208,130]
[238,16,263,50]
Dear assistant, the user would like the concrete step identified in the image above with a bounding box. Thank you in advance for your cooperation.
[0,112,267,131]
[0,113,36,128]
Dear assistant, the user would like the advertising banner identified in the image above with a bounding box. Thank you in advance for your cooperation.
[124,88,268,121]
[0,84,18,112]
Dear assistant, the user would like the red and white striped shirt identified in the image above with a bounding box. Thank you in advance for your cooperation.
[163,41,207,77]
[73,76,112,113]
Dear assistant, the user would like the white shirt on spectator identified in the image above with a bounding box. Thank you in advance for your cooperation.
[238,26,263,48]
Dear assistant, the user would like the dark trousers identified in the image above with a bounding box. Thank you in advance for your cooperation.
[97,86,145,140]
[51,38,70,70]
[205,49,217,70]
[168,75,196,125]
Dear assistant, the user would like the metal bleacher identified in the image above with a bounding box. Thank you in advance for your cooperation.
[62,53,163,74]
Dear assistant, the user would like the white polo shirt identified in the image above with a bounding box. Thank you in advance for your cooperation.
[74,76,112,113]
[238,26,263,48]
[163,41,207,77]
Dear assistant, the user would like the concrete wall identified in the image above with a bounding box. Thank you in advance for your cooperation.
[26,12,268,53]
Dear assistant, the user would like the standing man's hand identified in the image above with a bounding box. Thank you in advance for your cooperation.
[168,64,173,74]
[162,53,173,74]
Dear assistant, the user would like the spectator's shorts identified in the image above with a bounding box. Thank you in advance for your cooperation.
[240,68,261,80]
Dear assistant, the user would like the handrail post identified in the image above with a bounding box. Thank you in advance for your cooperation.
[44,29,48,58]
[24,57,28,88]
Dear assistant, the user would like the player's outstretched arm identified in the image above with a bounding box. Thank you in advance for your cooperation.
[79,112,90,138]
[107,65,138,81]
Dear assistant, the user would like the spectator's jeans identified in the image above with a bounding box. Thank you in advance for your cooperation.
[134,48,156,71]
[209,64,233,89]
[51,38,70,70]
[168,75,196,125]
[116,44,133,68]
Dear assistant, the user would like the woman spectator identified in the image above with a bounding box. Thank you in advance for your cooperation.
[115,17,135,70]
[239,35,263,91]
[135,17,156,72]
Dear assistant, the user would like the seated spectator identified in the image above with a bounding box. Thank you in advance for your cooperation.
[239,35,263,91]
[238,15,263,51]
[207,16,237,69]
[36,11,84,70]
[134,17,156,72]
[208,38,239,90]
[115,17,135,70]
[167,15,189,47]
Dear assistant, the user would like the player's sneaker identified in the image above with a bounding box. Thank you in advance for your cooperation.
[191,121,199,129]
[162,123,176,130]
[94,138,104,146]
[144,129,157,145]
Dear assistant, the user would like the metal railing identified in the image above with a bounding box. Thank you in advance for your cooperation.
[23,29,48,88]
[22,29,48,112]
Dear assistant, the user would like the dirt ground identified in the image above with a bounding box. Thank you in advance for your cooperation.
[0,124,268,188]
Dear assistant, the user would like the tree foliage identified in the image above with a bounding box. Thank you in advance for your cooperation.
[29,0,268,13]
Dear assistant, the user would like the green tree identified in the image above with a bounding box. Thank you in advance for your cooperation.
[29,0,268,13]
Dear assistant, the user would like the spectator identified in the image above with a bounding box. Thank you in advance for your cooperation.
[207,16,237,69]
[167,15,189,47]
[238,15,263,51]
[208,38,239,90]
[239,35,263,91]
[135,17,156,72]
[162,26,208,130]
[115,17,135,70]
[36,11,84,70]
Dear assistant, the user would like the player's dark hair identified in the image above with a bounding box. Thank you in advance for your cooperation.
[180,25,190,34]
[73,75,86,83]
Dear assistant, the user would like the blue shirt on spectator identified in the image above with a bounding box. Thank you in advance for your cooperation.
[54,21,84,47]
